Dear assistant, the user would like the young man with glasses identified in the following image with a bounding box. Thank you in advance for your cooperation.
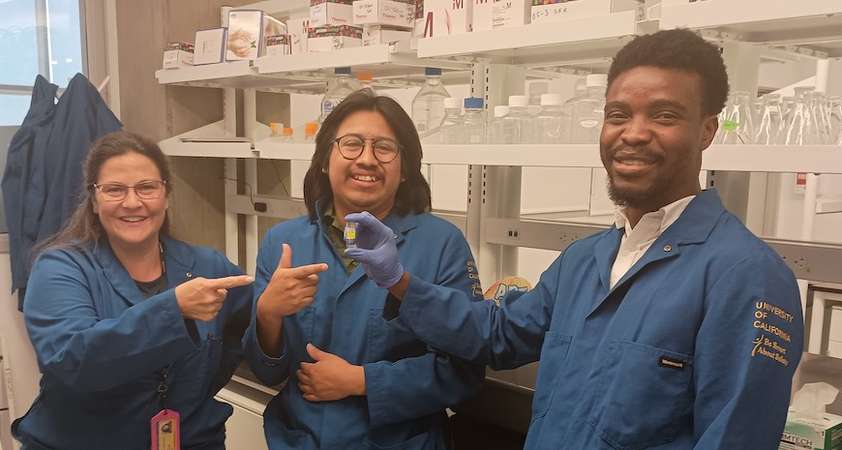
[244,90,485,450]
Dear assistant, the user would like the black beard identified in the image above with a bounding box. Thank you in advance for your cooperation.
[606,175,655,210]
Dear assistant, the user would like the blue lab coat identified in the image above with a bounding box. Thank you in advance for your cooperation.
[244,210,485,450]
[2,73,121,308]
[394,189,804,450]
[2,76,58,301]
[12,236,252,450]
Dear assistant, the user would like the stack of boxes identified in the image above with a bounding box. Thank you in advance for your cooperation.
[353,0,415,46]
[309,0,362,51]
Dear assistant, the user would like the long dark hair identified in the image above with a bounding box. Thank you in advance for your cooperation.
[303,90,432,221]
[36,130,174,254]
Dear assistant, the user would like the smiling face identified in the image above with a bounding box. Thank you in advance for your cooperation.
[93,151,168,252]
[600,65,718,213]
[327,110,403,220]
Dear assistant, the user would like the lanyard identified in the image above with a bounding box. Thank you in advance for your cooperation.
[157,366,171,410]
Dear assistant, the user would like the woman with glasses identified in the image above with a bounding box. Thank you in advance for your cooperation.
[12,131,254,450]
[245,90,484,450]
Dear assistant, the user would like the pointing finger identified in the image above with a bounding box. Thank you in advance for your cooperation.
[290,263,329,279]
[205,275,255,289]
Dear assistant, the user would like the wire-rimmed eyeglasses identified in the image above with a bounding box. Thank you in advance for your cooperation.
[333,134,401,163]
[91,180,167,202]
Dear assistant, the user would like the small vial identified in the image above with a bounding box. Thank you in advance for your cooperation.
[344,222,358,249]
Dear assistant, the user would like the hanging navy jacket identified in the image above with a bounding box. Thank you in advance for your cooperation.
[33,73,122,253]
[2,73,121,308]
[2,75,58,305]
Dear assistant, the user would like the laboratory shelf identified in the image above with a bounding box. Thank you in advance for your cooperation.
[184,141,842,174]
[160,140,257,159]
[157,44,470,92]
[154,61,276,89]
[416,11,638,67]
[258,140,316,161]
[660,0,842,56]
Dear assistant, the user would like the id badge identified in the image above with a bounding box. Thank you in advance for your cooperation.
[150,409,181,450]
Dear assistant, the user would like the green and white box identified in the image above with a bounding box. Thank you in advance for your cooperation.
[780,410,842,450]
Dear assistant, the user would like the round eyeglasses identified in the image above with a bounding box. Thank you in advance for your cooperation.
[92,180,167,202]
[333,134,401,163]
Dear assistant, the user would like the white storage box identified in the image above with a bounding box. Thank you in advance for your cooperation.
[162,42,194,69]
[311,0,355,27]
[493,0,530,28]
[362,24,412,45]
[472,0,495,31]
[226,9,263,60]
[308,25,363,52]
[422,0,473,36]
[260,15,288,56]
[531,0,609,24]
[353,0,415,28]
[193,28,226,65]
[286,17,311,54]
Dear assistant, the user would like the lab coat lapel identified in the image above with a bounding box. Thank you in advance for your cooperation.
[94,241,146,306]
[95,236,196,306]
[586,189,725,318]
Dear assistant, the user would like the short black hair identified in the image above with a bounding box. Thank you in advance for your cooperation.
[607,28,729,116]
[303,90,432,221]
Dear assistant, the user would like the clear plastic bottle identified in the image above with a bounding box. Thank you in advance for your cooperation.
[828,96,842,144]
[560,78,587,144]
[440,97,464,144]
[488,105,510,144]
[717,91,755,145]
[280,127,294,143]
[411,67,451,139]
[569,74,607,144]
[536,93,565,144]
[505,95,533,144]
[528,81,549,118]
[463,97,486,144]
[320,67,359,123]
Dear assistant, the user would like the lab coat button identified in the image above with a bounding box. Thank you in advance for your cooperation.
[663,245,673,253]
[186,272,192,278]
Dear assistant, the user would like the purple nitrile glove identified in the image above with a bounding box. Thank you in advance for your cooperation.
[344,211,404,289]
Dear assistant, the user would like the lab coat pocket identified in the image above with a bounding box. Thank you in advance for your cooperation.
[532,331,573,419]
[593,341,693,450]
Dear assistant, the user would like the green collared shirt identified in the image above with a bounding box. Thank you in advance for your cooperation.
[323,209,359,273]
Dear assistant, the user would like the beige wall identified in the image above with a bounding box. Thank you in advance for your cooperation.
[115,1,290,257]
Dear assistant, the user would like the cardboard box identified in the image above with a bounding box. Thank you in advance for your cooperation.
[226,9,263,60]
[422,0,473,37]
[780,410,842,450]
[286,17,311,54]
[311,0,354,27]
[162,42,193,69]
[353,0,415,28]
[362,24,412,45]
[193,28,226,65]
[493,0,530,28]
[260,15,288,56]
[472,0,495,32]
[308,25,363,52]
[530,0,611,24]
[264,35,292,56]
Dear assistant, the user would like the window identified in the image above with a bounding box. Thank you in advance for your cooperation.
[0,0,85,126]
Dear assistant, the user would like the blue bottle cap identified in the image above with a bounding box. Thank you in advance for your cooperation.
[424,67,442,76]
[334,67,352,75]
